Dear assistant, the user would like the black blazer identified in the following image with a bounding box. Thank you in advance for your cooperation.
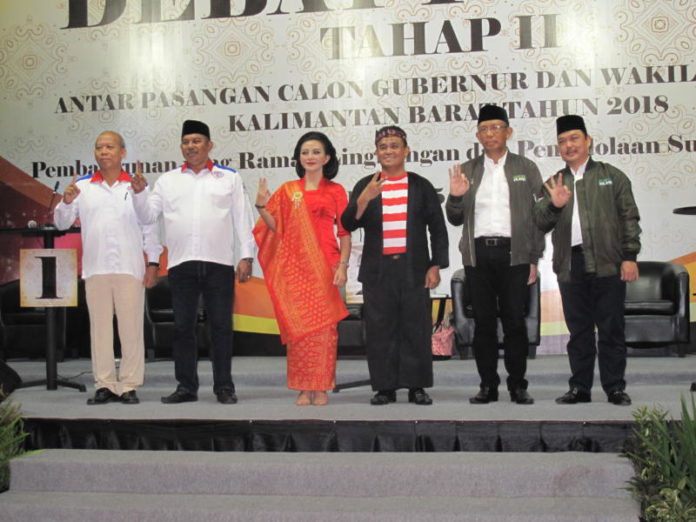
[341,172,449,287]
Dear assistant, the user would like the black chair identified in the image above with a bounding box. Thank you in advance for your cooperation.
[144,275,209,361]
[0,279,66,360]
[336,302,366,357]
[450,268,541,359]
[624,261,690,356]
[333,296,369,392]
[64,278,91,358]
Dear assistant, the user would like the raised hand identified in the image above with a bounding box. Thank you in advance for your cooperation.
[62,172,80,204]
[256,177,271,207]
[448,163,470,197]
[131,161,147,194]
[543,172,572,208]
[358,171,385,205]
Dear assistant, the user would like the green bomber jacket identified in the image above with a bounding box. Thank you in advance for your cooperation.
[533,157,641,282]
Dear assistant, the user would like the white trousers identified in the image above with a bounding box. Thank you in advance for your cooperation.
[85,274,145,395]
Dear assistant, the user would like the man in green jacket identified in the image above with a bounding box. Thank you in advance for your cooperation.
[534,115,641,406]
[446,105,544,405]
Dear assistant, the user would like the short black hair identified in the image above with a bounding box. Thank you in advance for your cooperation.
[293,131,339,179]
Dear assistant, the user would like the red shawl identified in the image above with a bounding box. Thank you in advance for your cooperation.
[253,180,348,344]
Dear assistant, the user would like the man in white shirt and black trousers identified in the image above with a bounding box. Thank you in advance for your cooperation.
[54,131,162,405]
[132,120,256,405]
[445,105,545,405]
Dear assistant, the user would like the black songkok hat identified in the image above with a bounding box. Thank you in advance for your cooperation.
[182,120,210,139]
[556,115,587,135]
[477,104,509,125]
[375,126,407,145]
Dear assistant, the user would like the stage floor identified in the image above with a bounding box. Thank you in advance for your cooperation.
[7,354,695,423]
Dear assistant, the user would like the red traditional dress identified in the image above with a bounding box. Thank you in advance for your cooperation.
[253,178,349,391]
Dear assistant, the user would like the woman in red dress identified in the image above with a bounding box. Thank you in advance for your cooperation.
[253,132,351,406]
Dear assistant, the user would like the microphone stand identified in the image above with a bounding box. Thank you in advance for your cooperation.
[17,181,85,392]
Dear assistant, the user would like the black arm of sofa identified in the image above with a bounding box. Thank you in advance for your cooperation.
[666,262,690,344]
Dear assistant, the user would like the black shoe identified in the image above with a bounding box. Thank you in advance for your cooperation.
[370,390,396,405]
[120,390,140,405]
[607,390,631,406]
[161,389,198,404]
[408,388,433,405]
[216,389,238,404]
[469,386,498,404]
[86,387,121,405]
[509,388,534,405]
[555,388,591,404]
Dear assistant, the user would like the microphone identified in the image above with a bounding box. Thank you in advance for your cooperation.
[44,181,61,227]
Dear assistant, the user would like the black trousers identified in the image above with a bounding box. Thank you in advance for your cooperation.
[465,239,530,391]
[168,261,236,395]
[362,255,433,391]
[558,249,627,395]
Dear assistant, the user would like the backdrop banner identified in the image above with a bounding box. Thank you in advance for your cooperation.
[1,1,695,352]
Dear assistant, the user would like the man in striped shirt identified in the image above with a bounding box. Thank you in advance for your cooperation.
[342,126,449,405]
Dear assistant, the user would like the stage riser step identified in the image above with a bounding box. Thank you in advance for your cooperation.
[0,491,639,522]
[7,450,634,499]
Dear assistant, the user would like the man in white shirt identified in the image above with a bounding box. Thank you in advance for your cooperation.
[131,120,255,405]
[54,131,162,405]
[445,105,545,405]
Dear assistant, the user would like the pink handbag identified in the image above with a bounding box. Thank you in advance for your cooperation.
[431,297,454,357]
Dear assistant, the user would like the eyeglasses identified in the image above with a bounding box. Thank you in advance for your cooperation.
[476,124,508,133]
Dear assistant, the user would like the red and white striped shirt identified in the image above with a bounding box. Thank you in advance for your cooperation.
[381,173,408,254]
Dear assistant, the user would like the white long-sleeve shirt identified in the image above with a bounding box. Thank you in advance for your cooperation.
[474,151,512,238]
[53,171,162,280]
[132,161,256,269]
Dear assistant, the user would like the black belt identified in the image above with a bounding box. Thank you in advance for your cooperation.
[384,253,404,260]
[476,236,511,247]
[571,245,584,253]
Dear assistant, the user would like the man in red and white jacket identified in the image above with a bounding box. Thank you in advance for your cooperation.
[131,120,255,405]
[54,131,162,406]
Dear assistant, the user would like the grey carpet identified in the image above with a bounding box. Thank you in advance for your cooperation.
[1,449,640,521]
[6,355,695,422]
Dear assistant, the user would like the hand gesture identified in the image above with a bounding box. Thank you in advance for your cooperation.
[620,261,639,282]
[131,161,147,194]
[62,172,80,204]
[528,263,538,285]
[256,177,271,207]
[237,259,252,283]
[424,266,441,289]
[143,264,159,289]
[333,263,347,287]
[448,164,470,197]
[543,172,572,208]
[358,172,385,205]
